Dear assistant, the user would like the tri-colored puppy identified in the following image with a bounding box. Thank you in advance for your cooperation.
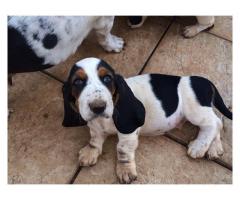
[62,57,232,184]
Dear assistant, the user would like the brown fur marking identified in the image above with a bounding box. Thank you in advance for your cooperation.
[76,68,87,80]
[98,66,109,77]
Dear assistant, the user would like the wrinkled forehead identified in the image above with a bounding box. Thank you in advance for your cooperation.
[72,57,115,79]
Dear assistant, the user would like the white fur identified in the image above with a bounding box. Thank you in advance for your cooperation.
[8,16,124,65]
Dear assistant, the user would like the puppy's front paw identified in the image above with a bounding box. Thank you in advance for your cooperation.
[182,25,199,38]
[79,144,100,167]
[103,35,124,53]
[116,161,137,184]
[187,140,208,159]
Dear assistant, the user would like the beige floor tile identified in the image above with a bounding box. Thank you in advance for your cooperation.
[74,136,118,184]
[74,136,231,184]
[175,16,232,41]
[46,16,172,80]
[8,73,91,183]
[142,23,232,165]
[209,16,232,41]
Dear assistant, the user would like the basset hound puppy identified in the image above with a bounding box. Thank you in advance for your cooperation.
[62,57,232,184]
[8,16,124,74]
[128,16,215,38]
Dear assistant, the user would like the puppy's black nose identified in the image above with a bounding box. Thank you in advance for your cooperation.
[89,100,106,114]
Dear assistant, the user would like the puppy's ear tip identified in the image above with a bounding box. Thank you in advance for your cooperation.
[62,106,87,127]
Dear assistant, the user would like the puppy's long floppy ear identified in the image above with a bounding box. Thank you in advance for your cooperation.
[113,74,145,134]
[62,81,87,127]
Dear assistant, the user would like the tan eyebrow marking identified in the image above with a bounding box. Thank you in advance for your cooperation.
[75,68,87,80]
[98,66,109,78]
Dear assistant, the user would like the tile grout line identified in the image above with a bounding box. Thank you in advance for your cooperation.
[68,165,82,184]
[137,18,175,75]
[164,134,232,171]
[206,31,232,43]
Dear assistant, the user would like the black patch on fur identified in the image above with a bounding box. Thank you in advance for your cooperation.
[33,33,40,41]
[190,76,213,107]
[38,18,54,32]
[68,64,79,80]
[68,64,88,90]
[21,24,27,33]
[150,74,181,117]
[38,18,48,29]
[62,82,87,127]
[42,33,58,49]
[113,74,145,134]
[97,59,115,92]
[62,64,87,127]
[128,16,143,25]
[8,27,51,73]
[71,72,88,98]
[191,76,232,120]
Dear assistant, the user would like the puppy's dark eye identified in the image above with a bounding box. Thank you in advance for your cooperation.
[102,75,112,84]
[73,78,84,86]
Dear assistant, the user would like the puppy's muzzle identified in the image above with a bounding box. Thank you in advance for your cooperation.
[89,100,106,115]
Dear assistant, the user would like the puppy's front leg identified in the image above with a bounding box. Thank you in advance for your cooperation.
[94,16,124,53]
[183,16,215,38]
[79,129,107,167]
[116,131,138,184]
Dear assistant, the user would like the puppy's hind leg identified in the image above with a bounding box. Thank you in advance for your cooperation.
[94,16,124,53]
[186,109,222,159]
[180,76,223,159]
[206,132,224,160]
[182,16,214,38]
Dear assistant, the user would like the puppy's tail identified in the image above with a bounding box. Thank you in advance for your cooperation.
[212,84,232,120]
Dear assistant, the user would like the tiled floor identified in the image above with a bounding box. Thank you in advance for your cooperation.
[8,16,232,184]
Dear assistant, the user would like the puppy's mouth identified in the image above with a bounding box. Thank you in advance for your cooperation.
[86,112,110,121]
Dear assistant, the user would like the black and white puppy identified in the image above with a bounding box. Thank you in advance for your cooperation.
[62,57,232,184]
[8,16,124,73]
[128,16,215,38]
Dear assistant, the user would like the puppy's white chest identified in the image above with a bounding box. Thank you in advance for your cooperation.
[88,117,117,135]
